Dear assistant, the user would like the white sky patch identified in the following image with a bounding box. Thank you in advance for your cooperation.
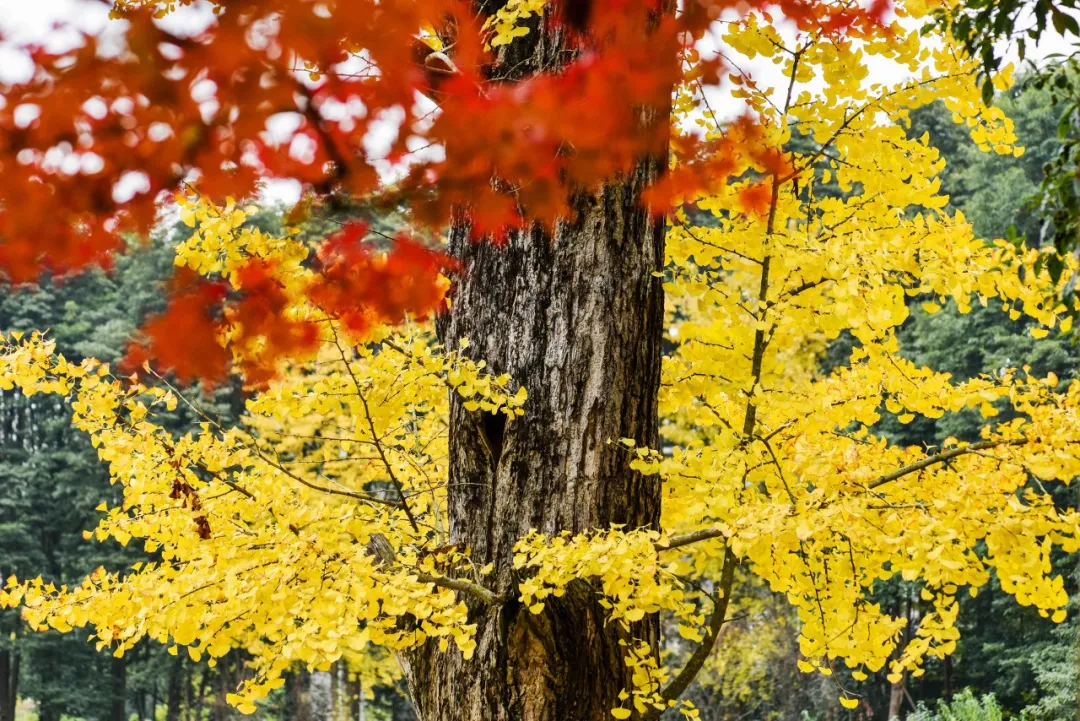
[112,170,151,203]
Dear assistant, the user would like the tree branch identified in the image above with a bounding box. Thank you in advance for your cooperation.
[414,572,504,606]
[330,328,421,531]
[654,439,1033,553]
[867,438,1029,490]
[641,545,737,721]
[655,528,726,552]
[367,533,501,604]
[148,368,401,508]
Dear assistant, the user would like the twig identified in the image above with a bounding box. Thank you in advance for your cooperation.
[330,328,420,531]
[415,572,504,606]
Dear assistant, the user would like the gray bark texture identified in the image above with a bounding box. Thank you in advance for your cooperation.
[401,6,669,719]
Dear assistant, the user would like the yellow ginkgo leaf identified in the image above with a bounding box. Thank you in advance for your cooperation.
[839,696,859,710]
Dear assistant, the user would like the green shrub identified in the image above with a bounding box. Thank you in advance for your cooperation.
[907,690,1004,721]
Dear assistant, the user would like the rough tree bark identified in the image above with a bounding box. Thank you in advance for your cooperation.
[401,7,669,720]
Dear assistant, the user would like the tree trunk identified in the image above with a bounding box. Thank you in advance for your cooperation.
[887,674,904,721]
[193,665,210,721]
[288,671,314,721]
[38,703,59,721]
[0,648,17,721]
[214,657,230,721]
[183,656,194,721]
[166,655,183,721]
[348,676,362,721]
[0,651,6,721]
[330,662,340,721]
[110,655,127,721]
[401,8,668,718]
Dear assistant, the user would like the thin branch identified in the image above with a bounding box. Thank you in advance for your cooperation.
[656,528,725,552]
[381,338,499,461]
[641,545,737,721]
[760,436,796,505]
[330,328,420,531]
[867,438,1029,490]
[414,572,504,606]
[145,368,399,507]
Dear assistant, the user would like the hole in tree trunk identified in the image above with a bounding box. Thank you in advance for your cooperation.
[481,410,507,464]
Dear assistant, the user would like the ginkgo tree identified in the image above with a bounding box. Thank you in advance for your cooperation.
[3,0,1080,719]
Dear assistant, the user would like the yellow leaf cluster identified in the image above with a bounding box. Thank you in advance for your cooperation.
[482,0,546,48]
[0,323,525,705]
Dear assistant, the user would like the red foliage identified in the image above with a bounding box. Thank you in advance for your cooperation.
[123,227,453,386]
[308,222,457,336]
[737,182,774,218]
[3,0,890,383]
[228,259,321,386]
[123,270,231,385]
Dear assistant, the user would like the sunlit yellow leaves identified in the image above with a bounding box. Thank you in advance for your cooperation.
[514,529,703,629]
[678,624,704,643]
[0,328,501,703]
[482,0,545,47]
[656,0,1080,696]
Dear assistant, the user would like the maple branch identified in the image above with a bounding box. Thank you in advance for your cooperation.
[866,438,1030,490]
[293,81,352,185]
[641,545,737,721]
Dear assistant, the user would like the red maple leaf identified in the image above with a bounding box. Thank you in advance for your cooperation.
[123,270,230,386]
[307,222,456,337]
[229,259,321,387]
[738,182,773,218]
